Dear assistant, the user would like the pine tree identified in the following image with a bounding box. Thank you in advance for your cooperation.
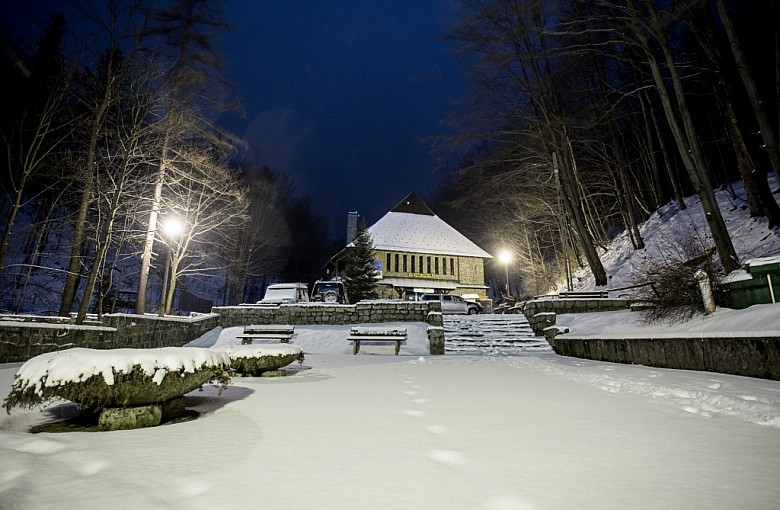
[343,222,378,302]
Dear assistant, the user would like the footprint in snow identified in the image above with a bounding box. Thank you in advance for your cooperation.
[427,449,467,467]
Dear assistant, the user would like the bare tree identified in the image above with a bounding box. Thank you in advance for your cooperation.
[135,0,235,315]
[157,146,247,315]
[447,0,609,285]
[74,54,160,323]
[222,164,291,305]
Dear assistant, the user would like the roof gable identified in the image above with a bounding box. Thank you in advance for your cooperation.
[366,210,493,259]
[390,192,434,215]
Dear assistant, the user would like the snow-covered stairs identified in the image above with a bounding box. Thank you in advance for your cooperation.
[443,314,551,354]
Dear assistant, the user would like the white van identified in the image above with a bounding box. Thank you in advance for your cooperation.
[258,283,310,305]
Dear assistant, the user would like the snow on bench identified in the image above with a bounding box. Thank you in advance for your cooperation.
[238,325,295,345]
[348,327,407,355]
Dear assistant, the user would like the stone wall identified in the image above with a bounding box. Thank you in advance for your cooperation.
[213,301,439,328]
[214,301,445,354]
[549,334,780,381]
[523,298,630,335]
[0,313,219,363]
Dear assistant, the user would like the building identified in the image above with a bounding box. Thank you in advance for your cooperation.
[329,192,493,301]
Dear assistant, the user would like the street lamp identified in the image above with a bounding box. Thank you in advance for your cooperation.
[158,216,184,317]
[498,249,513,299]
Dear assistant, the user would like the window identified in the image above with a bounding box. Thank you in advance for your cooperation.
[403,255,407,273]
[420,256,424,273]
[434,257,439,274]
[426,256,431,274]
[386,253,391,272]
[450,258,455,275]
[411,255,416,273]
[394,254,399,272]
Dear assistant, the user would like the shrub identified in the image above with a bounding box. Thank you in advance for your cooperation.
[631,239,724,324]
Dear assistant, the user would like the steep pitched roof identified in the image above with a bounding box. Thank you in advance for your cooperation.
[360,193,493,259]
[390,192,434,215]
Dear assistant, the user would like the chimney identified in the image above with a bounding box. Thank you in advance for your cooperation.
[346,211,359,245]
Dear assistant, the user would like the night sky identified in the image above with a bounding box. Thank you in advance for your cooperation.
[216,1,467,240]
[4,0,467,240]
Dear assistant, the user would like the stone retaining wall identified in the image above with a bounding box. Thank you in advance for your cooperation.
[549,334,780,381]
[214,301,438,327]
[0,313,220,363]
[523,298,629,335]
[214,301,445,354]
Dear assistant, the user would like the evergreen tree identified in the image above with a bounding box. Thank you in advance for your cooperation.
[342,222,378,302]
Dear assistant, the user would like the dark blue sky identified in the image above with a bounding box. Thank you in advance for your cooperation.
[3,0,468,240]
[217,1,467,239]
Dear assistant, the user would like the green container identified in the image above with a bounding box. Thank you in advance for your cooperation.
[720,273,780,309]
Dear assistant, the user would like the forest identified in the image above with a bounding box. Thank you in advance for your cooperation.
[1,0,337,320]
[1,0,779,319]
[430,0,780,297]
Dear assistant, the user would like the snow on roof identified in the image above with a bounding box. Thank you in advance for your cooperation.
[361,211,493,258]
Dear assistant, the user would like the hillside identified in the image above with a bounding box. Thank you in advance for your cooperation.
[559,173,780,294]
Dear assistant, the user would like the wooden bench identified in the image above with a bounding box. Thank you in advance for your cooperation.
[238,325,295,345]
[348,327,407,355]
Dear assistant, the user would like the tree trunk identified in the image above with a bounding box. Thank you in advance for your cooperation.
[59,74,113,316]
[634,15,739,272]
[554,150,608,286]
[135,141,167,315]
[717,0,780,175]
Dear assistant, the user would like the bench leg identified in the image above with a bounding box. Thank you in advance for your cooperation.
[353,340,360,355]
[241,338,251,345]
[395,341,401,355]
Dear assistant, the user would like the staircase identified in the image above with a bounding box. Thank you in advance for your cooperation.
[443,314,551,354]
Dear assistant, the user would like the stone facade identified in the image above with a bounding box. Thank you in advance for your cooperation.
[373,250,488,299]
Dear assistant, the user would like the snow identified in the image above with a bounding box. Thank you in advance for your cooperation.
[561,174,780,292]
[364,211,493,258]
[11,347,231,395]
[2,312,780,509]
[1,174,779,508]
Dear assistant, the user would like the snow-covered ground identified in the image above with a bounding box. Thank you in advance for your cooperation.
[2,311,779,510]
[1,174,779,508]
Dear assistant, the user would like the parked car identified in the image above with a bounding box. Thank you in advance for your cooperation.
[420,293,482,314]
[311,279,350,304]
[258,283,310,305]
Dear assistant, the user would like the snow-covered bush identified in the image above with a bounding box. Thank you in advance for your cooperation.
[631,238,724,324]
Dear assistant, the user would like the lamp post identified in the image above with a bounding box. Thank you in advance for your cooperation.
[158,216,184,317]
[498,249,513,299]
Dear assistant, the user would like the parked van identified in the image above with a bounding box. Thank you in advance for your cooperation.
[258,283,310,305]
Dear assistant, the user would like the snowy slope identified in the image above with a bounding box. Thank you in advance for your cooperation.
[560,174,780,292]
